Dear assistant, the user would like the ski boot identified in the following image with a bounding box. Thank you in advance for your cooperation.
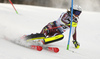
[72,40,80,49]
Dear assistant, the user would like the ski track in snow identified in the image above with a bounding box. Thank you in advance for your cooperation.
[0,3,100,59]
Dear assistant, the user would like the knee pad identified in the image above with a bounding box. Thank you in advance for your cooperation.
[44,34,64,44]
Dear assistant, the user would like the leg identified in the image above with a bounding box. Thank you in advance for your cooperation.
[44,34,64,44]
[40,21,61,37]
[40,26,49,36]
[40,21,64,44]
[25,33,46,41]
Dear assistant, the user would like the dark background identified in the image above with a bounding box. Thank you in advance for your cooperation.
[0,0,100,12]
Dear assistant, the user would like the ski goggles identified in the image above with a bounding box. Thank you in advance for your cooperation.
[73,9,81,15]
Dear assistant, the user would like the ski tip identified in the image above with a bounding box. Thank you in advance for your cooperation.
[31,45,43,51]
[48,47,59,53]
[37,46,43,51]
[54,48,59,53]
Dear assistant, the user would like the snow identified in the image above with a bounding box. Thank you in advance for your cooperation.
[0,3,100,59]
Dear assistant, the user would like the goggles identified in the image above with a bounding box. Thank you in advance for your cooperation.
[73,9,81,15]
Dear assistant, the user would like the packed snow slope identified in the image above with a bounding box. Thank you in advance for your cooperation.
[0,3,100,59]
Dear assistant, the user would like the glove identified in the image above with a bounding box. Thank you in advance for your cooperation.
[67,22,77,27]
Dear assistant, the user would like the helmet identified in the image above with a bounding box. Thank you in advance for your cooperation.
[73,5,82,12]
[70,5,82,15]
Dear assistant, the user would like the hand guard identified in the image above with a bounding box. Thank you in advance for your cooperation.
[67,22,77,27]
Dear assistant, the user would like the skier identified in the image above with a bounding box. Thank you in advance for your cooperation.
[24,5,82,49]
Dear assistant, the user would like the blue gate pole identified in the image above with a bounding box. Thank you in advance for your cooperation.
[67,0,73,50]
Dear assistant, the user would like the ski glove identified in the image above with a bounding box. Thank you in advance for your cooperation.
[67,22,77,27]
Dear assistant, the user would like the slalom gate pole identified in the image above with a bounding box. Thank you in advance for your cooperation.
[9,0,18,14]
[67,0,73,50]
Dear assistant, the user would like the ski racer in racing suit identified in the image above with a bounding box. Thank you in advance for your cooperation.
[25,5,82,48]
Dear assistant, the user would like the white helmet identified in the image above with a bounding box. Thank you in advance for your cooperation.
[70,5,82,16]
[73,5,82,12]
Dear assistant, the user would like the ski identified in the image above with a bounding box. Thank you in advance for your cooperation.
[30,45,59,53]
[42,46,59,53]
[46,46,59,53]
[4,36,59,53]
[30,45,43,51]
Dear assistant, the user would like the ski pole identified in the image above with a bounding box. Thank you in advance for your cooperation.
[9,0,18,14]
[67,0,73,50]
